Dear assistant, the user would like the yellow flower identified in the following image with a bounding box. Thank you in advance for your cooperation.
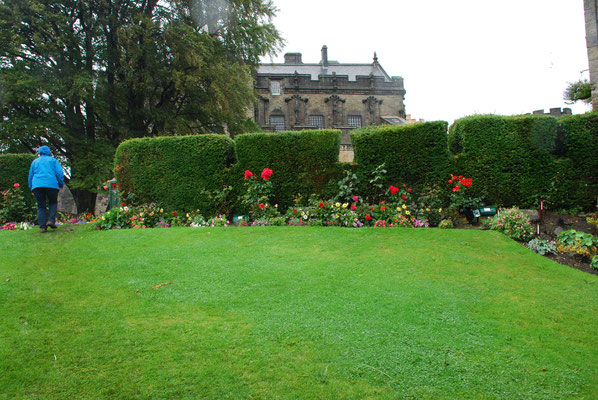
[335,202,341,207]
[426,208,430,212]
[439,208,443,213]
[396,207,401,211]
[160,208,163,213]
[101,216,105,220]
[149,211,154,216]
[140,212,144,217]
[335,214,339,218]
[402,204,407,210]
[186,213,189,217]
[405,211,411,215]
[342,203,348,208]
[275,204,278,208]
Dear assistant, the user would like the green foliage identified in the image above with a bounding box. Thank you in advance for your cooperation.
[234,129,342,210]
[564,79,592,104]
[557,229,598,258]
[451,114,558,208]
[527,238,557,256]
[351,121,453,192]
[591,255,598,270]
[114,134,235,214]
[487,207,535,241]
[0,153,37,212]
[0,184,35,223]
[438,219,454,229]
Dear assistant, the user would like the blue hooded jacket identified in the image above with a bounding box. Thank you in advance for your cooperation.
[28,146,65,191]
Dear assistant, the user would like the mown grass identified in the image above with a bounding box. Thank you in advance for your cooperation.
[1,226,597,399]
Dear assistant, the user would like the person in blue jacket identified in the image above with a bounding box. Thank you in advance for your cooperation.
[28,146,65,233]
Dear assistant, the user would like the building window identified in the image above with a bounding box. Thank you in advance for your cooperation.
[308,115,324,129]
[269,115,285,131]
[270,80,281,96]
[348,115,362,128]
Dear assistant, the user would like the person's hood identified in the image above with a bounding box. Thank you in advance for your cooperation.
[38,146,51,156]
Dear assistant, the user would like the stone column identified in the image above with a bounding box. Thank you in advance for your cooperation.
[585,0,598,110]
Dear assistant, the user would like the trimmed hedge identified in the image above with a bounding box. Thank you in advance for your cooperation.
[450,113,598,210]
[114,135,235,213]
[234,129,342,210]
[350,121,452,188]
[0,153,36,190]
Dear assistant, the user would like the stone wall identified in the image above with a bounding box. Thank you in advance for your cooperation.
[585,0,598,111]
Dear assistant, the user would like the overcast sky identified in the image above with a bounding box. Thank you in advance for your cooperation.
[261,0,592,124]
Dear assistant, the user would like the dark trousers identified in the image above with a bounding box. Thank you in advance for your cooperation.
[33,187,59,229]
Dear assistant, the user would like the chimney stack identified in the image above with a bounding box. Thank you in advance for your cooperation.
[321,45,328,68]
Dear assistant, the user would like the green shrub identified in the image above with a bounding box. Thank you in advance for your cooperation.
[114,134,235,214]
[487,207,535,241]
[0,153,37,214]
[527,238,557,256]
[556,229,598,258]
[351,121,452,192]
[0,184,35,223]
[450,115,558,207]
[234,129,342,211]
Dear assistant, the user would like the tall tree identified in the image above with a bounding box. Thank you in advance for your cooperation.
[0,0,282,210]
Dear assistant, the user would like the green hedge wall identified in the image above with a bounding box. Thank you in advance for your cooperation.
[450,113,598,210]
[234,129,342,210]
[114,134,235,213]
[555,113,598,209]
[350,121,452,188]
[0,153,37,190]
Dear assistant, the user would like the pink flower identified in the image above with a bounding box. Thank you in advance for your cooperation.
[352,195,358,202]
[103,185,108,190]
[13,183,20,188]
[244,170,253,179]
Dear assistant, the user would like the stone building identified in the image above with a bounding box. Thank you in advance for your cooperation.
[585,0,598,110]
[254,46,407,132]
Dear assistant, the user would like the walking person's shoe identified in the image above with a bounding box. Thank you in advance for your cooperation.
[47,222,57,229]
[40,227,47,233]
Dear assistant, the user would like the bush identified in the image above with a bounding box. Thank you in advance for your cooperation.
[351,121,452,192]
[450,115,557,208]
[487,207,535,241]
[234,129,342,211]
[114,134,235,214]
[438,219,454,229]
[0,153,37,213]
[0,184,35,223]
[556,229,598,259]
[527,238,557,256]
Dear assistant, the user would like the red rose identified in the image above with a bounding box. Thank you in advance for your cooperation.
[293,209,297,213]
[451,175,457,180]
[448,179,453,184]
[112,183,117,189]
[259,203,265,209]
[389,186,399,195]
[261,168,273,180]
[319,202,324,208]
[401,194,407,201]
[403,184,406,187]
[407,188,412,193]
[370,207,374,211]
[351,204,356,211]
[365,214,372,221]
[122,202,126,206]
[458,175,463,180]
[381,206,386,211]
[452,186,460,192]
[13,183,20,188]
[244,170,253,179]
[173,211,177,215]
[462,178,472,187]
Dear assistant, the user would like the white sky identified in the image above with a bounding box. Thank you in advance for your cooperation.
[261,0,592,124]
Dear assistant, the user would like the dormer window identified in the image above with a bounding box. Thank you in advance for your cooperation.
[271,80,281,96]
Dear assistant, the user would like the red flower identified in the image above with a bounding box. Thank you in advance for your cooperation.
[462,178,472,187]
[458,175,463,180]
[389,185,399,195]
[111,182,117,189]
[351,204,356,211]
[173,211,177,215]
[13,183,19,188]
[381,206,386,211]
[401,194,407,201]
[293,209,297,213]
[370,207,374,211]
[451,175,458,180]
[244,170,253,179]
[403,184,406,187]
[448,179,453,184]
[319,202,324,208]
[261,168,273,181]
[259,203,265,209]
[452,186,460,192]
[407,188,412,193]
[122,202,126,206]
[365,214,372,221]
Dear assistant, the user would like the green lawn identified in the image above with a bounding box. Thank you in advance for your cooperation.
[1,226,597,399]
